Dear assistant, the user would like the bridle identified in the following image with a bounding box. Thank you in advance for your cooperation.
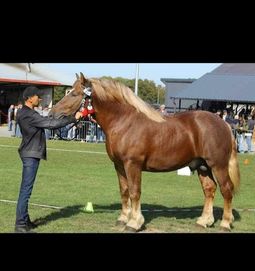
[83,86,92,98]
[54,86,93,141]
[80,86,92,110]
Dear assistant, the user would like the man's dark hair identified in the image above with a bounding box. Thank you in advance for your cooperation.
[23,86,42,100]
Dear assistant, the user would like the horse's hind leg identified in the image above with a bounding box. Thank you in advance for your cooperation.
[114,164,131,228]
[212,167,234,231]
[196,168,217,228]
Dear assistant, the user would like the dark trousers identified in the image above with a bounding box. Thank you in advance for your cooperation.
[15,157,40,226]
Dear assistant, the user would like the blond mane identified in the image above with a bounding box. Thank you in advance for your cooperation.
[90,78,165,123]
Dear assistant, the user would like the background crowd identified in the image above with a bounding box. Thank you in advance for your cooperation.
[3,101,255,153]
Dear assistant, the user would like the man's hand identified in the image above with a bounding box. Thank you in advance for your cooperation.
[75,112,83,120]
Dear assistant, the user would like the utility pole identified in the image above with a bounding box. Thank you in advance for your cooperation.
[26,63,32,81]
[135,64,139,96]
[157,88,160,105]
[26,63,31,73]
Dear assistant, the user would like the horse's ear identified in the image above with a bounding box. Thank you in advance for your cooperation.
[80,72,89,86]
[75,73,80,80]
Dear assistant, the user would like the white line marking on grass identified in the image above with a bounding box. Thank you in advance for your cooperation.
[47,147,106,155]
[0,199,63,210]
[0,144,107,155]
[0,144,17,148]
[1,199,255,213]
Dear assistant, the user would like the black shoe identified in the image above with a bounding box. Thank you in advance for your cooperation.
[15,224,36,233]
[27,220,38,229]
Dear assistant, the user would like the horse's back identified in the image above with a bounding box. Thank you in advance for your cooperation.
[173,110,233,161]
[146,110,233,170]
[172,110,231,137]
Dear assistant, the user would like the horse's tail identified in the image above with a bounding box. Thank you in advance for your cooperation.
[228,131,240,194]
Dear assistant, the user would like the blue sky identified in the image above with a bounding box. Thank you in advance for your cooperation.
[49,63,222,86]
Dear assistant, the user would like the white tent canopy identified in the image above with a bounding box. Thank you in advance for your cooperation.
[0,63,73,86]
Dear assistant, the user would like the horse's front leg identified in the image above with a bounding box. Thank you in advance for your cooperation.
[123,161,144,232]
[114,164,131,228]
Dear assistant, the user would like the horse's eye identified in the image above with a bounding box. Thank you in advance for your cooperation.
[70,92,78,97]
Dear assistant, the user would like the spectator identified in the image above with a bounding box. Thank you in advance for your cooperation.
[8,104,14,131]
[10,105,17,137]
[158,104,168,116]
[245,115,255,152]
[236,116,248,153]
[222,110,228,121]
[81,98,97,142]
[15,103,23,138]
[215,109,222,118]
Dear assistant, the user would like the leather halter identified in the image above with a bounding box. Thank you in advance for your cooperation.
[80,87,92,109]
[83,87,92,97]
[57,86,93,141]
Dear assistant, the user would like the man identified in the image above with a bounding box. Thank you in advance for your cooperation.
[15,86,82,233]
[8,104,14,131]
[158,104,168,116]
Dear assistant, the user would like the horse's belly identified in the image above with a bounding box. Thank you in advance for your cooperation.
[144,158,188,172]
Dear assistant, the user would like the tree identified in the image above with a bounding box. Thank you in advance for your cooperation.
[53,86,70,105]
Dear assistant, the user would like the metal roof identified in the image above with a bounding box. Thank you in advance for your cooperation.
[168,73,255,103]
[162,78,196,100]
[0,63,73,86]
[211,63,255,75]
[161,78,195,84]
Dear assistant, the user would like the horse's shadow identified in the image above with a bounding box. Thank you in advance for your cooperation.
[33,203,241,229]
[94,203,241,225]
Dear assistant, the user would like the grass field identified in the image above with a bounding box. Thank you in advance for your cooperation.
[0,137,255,233]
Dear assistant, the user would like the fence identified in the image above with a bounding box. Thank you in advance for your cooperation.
[49,121,105,142]
[50,123,254,150]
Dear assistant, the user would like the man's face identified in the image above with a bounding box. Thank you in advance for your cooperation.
[29,95,42,107]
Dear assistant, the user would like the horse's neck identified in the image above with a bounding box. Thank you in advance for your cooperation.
[94,101,131,131]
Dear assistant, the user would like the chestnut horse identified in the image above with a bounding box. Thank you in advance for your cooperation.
[49,73,240,232]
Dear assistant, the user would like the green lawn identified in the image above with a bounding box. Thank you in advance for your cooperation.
[0,137,254,233]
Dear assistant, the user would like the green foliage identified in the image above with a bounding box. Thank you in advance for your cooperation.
[53,86,70,104]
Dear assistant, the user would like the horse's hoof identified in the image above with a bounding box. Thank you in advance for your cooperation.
[220,226,231,232]
[195,222,207,229]
[124,226,137,233]
[138,224,146,232]
[116,220,126,227]
[220,220,231,232]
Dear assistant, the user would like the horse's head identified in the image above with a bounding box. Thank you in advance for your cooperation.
[49,72,92,119]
